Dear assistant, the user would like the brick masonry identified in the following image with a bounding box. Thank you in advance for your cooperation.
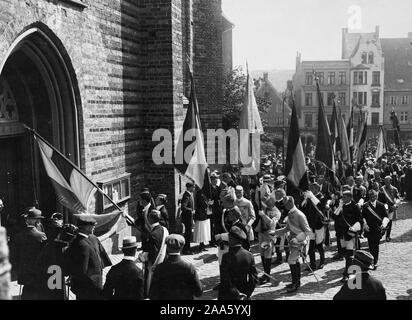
[0,0,224,252]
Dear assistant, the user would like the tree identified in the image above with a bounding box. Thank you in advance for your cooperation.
[222,66,246,130]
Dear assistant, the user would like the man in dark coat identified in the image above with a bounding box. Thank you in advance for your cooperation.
[333,250,386,300]
[65,215,112,300]
[362,190,389,269]
[103,236,144,300]
[209,172,223,247]
[10,207,47,299]
[181,182,195,254]
[135,189,155,244]
[149,234,203,300]
[218,226,258,300]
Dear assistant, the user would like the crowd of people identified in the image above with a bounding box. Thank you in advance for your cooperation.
[3,141,411,300]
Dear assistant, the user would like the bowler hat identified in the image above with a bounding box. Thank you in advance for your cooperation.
[25,207,44,219]
[121,236,138,249]
[229,226,247,242]
[165,234,185,253]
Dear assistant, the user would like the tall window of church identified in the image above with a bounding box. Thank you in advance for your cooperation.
[339,72,346,85]
[361,52,368,64]
[304,113,313,128]
[400,112,408,124]
[371,112,379,125]
[372,92,380,107]
[368,52,374,64]
[305,72,313,85]
[372,71,380,86]
[305,93,313,106]
[328,72,335,85]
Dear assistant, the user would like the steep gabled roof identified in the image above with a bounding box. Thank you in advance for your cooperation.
[381,37,412,90]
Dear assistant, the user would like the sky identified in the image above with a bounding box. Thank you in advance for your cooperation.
[222,0,412,71]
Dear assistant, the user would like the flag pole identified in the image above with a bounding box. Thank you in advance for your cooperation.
[22,124,138,229]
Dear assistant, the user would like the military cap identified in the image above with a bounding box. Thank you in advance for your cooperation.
[353,250,374,269]
[342,190,353,197]
[165,234,185,253]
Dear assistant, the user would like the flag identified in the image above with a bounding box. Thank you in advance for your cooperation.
[376,126,387,160]
[239,65,264,175]
[354,119,368,170]
[329,100,340,154]
[35,136,96,213]
[31,131,127,238]
[285,96,308,190]
[315,76,335,172]
[175,71,209,189]
[390,110,401,147]
[347,106,354,162]
[338,106,351,166]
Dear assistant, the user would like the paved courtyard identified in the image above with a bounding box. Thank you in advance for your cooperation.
[9,201,412,300]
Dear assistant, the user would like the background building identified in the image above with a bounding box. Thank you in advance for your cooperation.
[0,0,227,252]
[381,33,412,144]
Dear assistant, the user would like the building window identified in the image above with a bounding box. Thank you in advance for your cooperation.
[338,92,346,106]
[305,72,313,85]
[372,71,380,86]
[339,72,346,85]
[304,113,313,128]
[354,92,367,106]
[401,96,409,105]
[305,92,313,106]
[371,112,379,125]
[372,92,380,107]
[328,72,335,85]
[390,96,397,105]
[368,52,374,64]
[327,92,335,106]
[361,52,367,64]
[98,173,131,210]
[400,112,408,124]
[353,71,367,85]
[315,72,324,85]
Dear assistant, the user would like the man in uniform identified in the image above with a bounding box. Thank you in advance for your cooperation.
[300,182,328,270]
[235,185,256,242]
[273,188,289,264]
[379,176,400,242]
[103,236,144,300]
[272,196,313,293]
[333,190,362,282]
[149,234,203,300]
[353,175,367,207]
[362,190,389,270]
[333,250,386,300]
[65,215,112,300]
[218,226,258,300]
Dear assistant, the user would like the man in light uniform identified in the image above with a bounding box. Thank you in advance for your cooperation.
[235,185,256,241]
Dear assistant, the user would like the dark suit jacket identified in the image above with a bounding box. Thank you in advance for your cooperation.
[11,225,47,285]
[157,205,169,230]
[181,191,194,222]
[149,255,203,300]
[142,224,165,264]
[335,201,363,240]
[218,245,258,300]
[362,201,388,236]
[65,234,112,298]
[333,273,386,300]
[103,259,144,300]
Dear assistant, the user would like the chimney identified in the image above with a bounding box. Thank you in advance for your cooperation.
[295,52,301,72]
[263,72,268,81]
[342,28,348,59]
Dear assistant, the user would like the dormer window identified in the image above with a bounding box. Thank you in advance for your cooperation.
[361,52,367,64]
[368,52,374,64]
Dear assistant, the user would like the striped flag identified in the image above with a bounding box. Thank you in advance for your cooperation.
[315,76,335,172]
[285,96,308,190]
[329,100,340,154]
[338,106,351,166]
[35,136,96,213]
[354,119,368,170]
[347,106,354,162]
[239,66,263,176]
[175,71,209,189]
[376,126,387,160]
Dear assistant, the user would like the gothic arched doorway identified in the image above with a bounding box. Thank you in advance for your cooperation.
[0,24,81,231]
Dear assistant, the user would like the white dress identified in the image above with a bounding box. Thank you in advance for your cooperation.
[194,219,211,244]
